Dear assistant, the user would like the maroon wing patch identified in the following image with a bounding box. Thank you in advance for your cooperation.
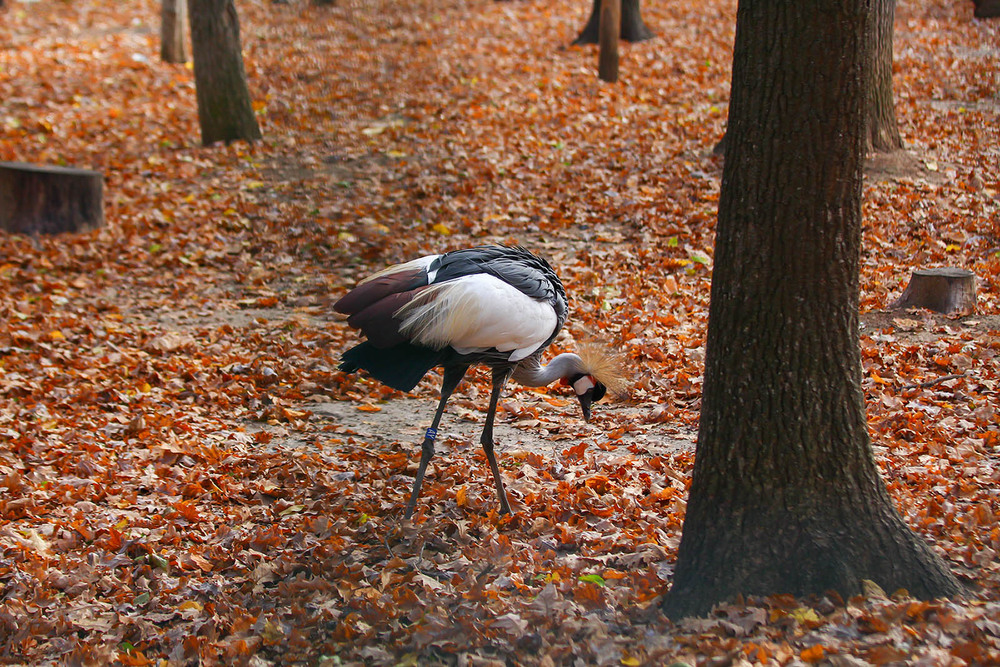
[334,268,427,316]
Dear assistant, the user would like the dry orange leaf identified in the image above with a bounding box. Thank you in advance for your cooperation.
[800,645,825,663]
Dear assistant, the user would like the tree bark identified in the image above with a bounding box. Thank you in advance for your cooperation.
[598,0,620,83]
[0,162,104,235]
[865,0,903,153]
[717,0,903,160]
[188,0,262,145]
[662,0,961,621]
[573,0,653,45]
[161,0,188,64]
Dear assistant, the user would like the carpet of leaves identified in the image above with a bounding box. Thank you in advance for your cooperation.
[0,0,998,664]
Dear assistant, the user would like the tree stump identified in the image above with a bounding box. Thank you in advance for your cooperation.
[0,162,104,235]
[889,267,976,315]
[973,0,1000,18]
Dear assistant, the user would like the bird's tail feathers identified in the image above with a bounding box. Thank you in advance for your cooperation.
[340,341,446,393]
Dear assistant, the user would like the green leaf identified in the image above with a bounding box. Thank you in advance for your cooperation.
[667,236,679,248]
[148,553,170,570]
[579,574,606,587]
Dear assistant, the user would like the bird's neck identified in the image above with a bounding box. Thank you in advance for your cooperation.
[512,353,584,387]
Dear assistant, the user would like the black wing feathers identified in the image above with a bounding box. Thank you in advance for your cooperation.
[345,291,417,348]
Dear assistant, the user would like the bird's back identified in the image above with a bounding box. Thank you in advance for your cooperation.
[335,246,569,390]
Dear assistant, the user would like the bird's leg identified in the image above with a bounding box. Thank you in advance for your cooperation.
[404,365,468,519]
[481,367,514,515]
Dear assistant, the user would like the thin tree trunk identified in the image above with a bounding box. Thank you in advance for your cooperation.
[598,0,620,83]
[573,0,653,45]
[865,0,903,153]
[161,0,188,64]
[662,0,960,620]
[188,0,262,145]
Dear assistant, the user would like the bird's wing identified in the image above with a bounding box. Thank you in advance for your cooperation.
[395,274,558,362]
[432,245,568,323]
[357,254,440,286]
[334,254,439,316]
[434,247,559,297]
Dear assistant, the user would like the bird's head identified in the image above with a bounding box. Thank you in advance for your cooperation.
[566,342,626,422]
[568,373,607,421]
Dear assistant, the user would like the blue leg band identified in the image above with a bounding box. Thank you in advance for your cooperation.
[425,427,438,441]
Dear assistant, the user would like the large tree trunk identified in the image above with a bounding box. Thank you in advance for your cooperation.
[573,0,653,45]
[865,0,903,153]
[716,0,903,159]
[188,0,262,145]
[662,0,961,620]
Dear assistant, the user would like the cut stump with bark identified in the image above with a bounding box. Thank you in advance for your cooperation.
[890,267,976,315]
[0,162,104,235]
[973,0,1000,18]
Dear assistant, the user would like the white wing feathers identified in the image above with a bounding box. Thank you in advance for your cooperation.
[396,274,557,362]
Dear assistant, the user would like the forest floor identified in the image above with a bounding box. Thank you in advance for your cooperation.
[1,0,999,665]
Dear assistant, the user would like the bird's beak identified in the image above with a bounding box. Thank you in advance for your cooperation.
[577,391,594,422]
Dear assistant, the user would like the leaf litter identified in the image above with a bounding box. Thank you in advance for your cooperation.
[0,0,998,664]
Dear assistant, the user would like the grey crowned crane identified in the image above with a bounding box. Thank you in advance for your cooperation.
[335,245,623,518]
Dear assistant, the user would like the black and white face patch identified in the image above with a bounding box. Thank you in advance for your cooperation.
[572,375,596,396]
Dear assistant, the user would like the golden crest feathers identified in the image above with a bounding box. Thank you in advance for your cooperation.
[577,341,628,396]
